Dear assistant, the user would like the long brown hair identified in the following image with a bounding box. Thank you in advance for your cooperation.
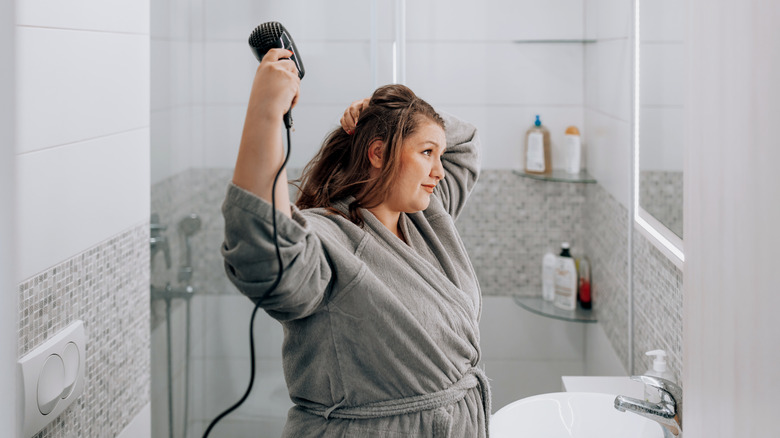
[295,84,444,225]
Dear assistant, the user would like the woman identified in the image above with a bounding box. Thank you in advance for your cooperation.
[222,48,490,437]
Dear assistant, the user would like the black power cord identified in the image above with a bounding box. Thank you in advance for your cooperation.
[203,127,292,438]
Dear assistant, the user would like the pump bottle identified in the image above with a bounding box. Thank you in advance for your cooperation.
[643,350,675,403]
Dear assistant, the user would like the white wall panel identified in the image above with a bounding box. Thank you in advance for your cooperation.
[584,39,632,122]
[584,109,631,208]
[203,40,381,106]
[16,27,149,154]
[639,43,684,107]
[584,0,633,40]
[638,107,684,171]
[407,0,583,41]
[407,42,583,106]
[685,1,780,436]
[639,0,685,42]
[203,0,393,42]
[17,0,149,34]
[16,128,151,280]
[584,323,627,375]
[0,0,17,433]
[480,297,584,360]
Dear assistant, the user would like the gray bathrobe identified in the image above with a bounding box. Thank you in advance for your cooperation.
[221,113,490,437]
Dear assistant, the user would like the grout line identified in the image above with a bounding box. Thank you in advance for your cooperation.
[16,126,148,156]
[17,24,148,36]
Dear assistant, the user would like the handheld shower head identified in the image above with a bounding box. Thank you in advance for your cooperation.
[178,214,202,284]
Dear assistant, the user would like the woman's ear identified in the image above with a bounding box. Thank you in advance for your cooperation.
[367,140,384,169]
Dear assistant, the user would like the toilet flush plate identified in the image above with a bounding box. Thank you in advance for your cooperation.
[18,320,86,438]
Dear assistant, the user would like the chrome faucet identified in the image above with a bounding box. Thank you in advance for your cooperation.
[150,213,172,270]
[614,375,683,437]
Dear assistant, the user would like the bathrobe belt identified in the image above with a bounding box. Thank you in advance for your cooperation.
[303,367,492,437]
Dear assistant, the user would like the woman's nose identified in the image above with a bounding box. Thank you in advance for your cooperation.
[431,157,445,180]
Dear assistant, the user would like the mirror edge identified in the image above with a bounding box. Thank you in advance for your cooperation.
[632,0,684,270]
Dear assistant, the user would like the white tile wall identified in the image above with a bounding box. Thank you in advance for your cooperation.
[407,0,584,41]
[16,128,150,280]
[584,39,632,121]
[16,0,149,34]
[0,0,16,431]
[639,43,685,107]
[583,109,631,207]
[15,27,150,154]
[203,0,394,42]
[639,0,685,42]
[407,42,583,107]
[639,107,684,171]
[479,297,586,412]
[584,0,633,40]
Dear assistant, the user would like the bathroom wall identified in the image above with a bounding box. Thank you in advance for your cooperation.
[1,0,18,433]
[13,0,152,436]
[583,0,684,379]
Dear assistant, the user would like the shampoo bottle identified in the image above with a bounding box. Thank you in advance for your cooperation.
[643,350,675,403]
[542,251,556,301]
[553,242,577,310]
[524,115,551,174]
[564,125,582,174]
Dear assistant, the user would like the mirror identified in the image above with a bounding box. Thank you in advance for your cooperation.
[635,0,685,263]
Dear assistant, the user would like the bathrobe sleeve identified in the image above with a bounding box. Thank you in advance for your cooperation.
[221,183,332,321]
[435,112,481,220]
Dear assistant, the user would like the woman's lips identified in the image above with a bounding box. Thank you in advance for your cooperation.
[422,184,435,193]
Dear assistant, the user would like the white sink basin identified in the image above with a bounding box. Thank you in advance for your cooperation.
[490,392,665,438]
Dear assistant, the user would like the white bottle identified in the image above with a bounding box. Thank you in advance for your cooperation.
[643,350,675,403]
[564,126,581,174]
[542,252,556,301]
[553,243,577,310]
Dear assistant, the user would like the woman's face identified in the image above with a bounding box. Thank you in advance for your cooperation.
[383,120,447,213]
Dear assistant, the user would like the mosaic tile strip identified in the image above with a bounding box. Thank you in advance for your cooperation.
[632,231,683,382]
[18,223,150,438]
[456,171,588,296]
[639,171,683,238]
[584,183,631,372]
[152,169,589,300]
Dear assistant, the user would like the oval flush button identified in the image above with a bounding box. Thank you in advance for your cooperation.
[37,354,65,415]
[61,342,80,399]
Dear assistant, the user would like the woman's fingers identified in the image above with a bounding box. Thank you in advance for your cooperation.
[250,49,300,120]
[340,98,370,134]
[262,48,294,64]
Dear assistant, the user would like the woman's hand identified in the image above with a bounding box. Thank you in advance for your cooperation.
[248,48,301,122]
[340,98,370,134]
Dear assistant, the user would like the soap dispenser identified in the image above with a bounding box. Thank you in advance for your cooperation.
[643,350,675,403]
[524,115,551,174]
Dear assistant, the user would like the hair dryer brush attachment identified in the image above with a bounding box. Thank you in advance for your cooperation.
[248,21,305,79]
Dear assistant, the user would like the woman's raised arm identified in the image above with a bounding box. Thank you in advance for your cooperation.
[231,48,300,218]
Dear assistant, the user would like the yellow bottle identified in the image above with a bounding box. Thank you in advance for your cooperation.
[524,115,551,174]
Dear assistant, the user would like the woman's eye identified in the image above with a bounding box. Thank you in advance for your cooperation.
[422,149,433,156]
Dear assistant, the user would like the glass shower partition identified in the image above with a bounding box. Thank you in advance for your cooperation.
[150,1,396,436]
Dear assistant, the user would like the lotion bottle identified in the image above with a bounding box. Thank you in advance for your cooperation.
[553,242,577,310]
[564,125,582,174]
[643,350,675,403]
[542,251,556,301]
[524,115,551,174]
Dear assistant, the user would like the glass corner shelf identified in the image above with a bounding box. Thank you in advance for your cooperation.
[512,39,597,44]
[513,169,597,184]
[513,294,597,323]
